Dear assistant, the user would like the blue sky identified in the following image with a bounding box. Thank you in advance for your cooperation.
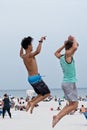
[0,0,87,90]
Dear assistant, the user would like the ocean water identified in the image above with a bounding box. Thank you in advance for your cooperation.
[51,88,87,98]
[0,88,87,98]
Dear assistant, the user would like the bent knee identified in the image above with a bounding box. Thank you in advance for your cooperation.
[73,102,78,109]
[69,101,78,109]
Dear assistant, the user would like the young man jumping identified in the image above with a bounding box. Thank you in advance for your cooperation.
[52,36,79,127]
[20,36,50,114]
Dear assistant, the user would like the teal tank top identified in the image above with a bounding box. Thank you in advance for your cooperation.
[60,55,77,82]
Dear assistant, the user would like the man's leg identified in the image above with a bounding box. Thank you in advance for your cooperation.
[7,108,11,118]
[30,93,50,114]
[2,108,6,118]
[26,95,41,112]
[52,101,78,128]
[27,79,50,113]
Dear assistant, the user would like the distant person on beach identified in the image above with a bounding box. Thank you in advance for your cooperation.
[0,100,3,116]
[20,36,50,114]
[2,93,11,118]
[80,105,86,113]
[52,35,79,127]
[80,105,87,119]
[58,98,62,107]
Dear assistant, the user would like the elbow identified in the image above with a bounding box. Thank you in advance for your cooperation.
[54,52,60,58]
[20,53,22,58]
[20,54,21,58]
[20,53,23,58]
[54,52,57,58]
[54,52,57,57]
[73,43,78,51]
[73,46,78,51]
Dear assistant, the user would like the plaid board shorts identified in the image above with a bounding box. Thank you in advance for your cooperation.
[62,82,78,102]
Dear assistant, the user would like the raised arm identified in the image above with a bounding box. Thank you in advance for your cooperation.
[29,36,46,57]
[66,36,79,57]
[54,42,65,59]
[20,46,24,58]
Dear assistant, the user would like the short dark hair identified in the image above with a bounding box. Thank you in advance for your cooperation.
[21,36,33,49]
[65,40,73,50]
[4,93,8,97]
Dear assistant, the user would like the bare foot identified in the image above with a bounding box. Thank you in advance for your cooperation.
[52,115,59,128]
[26,101,32,112]
[30,102,35,114]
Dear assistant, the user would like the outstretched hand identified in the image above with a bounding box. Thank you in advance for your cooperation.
[41,36,46,41]
[39,36,47,43]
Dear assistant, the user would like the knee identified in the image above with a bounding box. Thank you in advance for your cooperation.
[73,102,78,109]
[69,101,78,109]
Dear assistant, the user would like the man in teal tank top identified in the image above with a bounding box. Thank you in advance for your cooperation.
[52,35,79,128]
[60,55,77,83]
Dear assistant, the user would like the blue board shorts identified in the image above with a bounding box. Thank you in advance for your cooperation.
[28,74,50,96]
[62,82,78,102]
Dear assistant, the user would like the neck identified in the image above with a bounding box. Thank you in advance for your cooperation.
[26,48,31,54]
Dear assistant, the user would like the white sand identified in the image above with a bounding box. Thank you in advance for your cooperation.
[0,100,87,130]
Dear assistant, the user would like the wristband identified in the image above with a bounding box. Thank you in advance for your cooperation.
[39,40,43,43]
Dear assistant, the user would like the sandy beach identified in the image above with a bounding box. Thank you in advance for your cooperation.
[0,100,87,130]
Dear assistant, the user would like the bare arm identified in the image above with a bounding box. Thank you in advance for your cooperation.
[19,42,42,58]
[66,36,79,57]
[20,46,24,58]
[54,43,65,59]
[29,36,46,57]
